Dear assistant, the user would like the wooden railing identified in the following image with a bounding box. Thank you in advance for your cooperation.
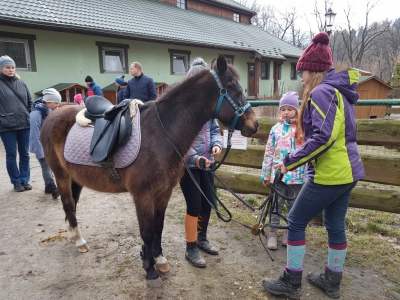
[215,117,400,214]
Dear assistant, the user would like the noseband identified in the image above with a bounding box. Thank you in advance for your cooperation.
[210,70,251,130]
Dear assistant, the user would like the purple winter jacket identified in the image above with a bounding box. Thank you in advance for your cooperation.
[283,68,365,185]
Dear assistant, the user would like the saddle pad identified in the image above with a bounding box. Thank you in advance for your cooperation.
[64,108,141,168]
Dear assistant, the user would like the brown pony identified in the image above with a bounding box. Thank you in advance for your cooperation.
[40,55,259,287]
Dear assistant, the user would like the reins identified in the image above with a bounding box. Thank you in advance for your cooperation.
[154,70,293,260]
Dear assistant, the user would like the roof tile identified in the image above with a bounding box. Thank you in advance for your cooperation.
[0,0,302,59]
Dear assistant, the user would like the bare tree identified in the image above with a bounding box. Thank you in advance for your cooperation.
[273,7,298,40]
[311,0,333,32]
[340,1,389,68]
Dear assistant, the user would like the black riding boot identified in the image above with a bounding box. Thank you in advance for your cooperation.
[196,214,218,255]
[307,266,342,299]
[45,179,59,199]
[185,242,206,268]
[262,267,302,299]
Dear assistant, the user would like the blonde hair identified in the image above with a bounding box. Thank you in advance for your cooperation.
[277,108,303,145]
[298,71,325,138]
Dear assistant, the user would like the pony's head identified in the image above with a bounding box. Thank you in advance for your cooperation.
[211,55,258,137]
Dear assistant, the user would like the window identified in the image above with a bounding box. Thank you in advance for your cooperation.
[278,64,282,80]
[96,41,129,74]
[261,61,270,80]
[290,63,297,80]
[169,49,191,75]
[177,0,186,9]
[233,13,240,22]
[0,31,37,71]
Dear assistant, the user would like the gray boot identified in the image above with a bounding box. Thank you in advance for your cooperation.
[197,233,219,255]
[185,242,206,268]
[282,230,288,246]
[267,228,278,250]
[307,266,342,299]
[262,267,302,299]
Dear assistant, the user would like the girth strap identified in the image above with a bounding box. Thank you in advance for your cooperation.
[101,160,127,191]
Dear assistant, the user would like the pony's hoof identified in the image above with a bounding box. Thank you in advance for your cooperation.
[155,262,171,273]
[77,244,90,253]
[146,276,163,288]
[70,237,76,244]
[155,255,171,273]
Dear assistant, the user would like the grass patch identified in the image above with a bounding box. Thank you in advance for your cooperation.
[215,190,400,286]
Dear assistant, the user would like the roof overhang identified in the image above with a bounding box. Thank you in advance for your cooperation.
[359,76,393,89]
[0,18,258,54]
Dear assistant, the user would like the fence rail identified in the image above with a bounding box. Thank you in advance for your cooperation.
[215,117,400,214]
[248,99,400,107]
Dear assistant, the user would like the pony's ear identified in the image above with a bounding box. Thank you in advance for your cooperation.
[216,54,227,76]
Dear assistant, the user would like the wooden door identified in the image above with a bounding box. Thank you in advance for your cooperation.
[247,63,256,97]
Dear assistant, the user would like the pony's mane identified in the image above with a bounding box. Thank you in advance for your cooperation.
[157,64,240,103]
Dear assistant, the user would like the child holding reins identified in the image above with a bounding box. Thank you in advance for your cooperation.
[261,91,306,250]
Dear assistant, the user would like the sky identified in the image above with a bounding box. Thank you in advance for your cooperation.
[254,0,399,31]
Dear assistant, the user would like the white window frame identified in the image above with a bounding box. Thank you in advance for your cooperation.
[234,13,240,22]
[0,37,31,71]
[96,41,129,74]
[169,49,191,75]
[177,0,186,9]
[101,46,126,74]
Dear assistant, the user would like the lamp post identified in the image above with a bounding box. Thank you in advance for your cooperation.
[325,8,336,36]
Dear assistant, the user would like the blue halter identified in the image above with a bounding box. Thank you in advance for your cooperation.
[210,70,251,130]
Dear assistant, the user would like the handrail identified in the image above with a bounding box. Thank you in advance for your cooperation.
[248,99,400,107]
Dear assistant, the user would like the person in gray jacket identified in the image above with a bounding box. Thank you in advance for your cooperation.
[179,57,222,268]
[29,88,61,199]
[0,55,33,192]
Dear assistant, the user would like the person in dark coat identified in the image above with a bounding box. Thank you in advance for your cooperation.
[123,62,157,102]
[83,75,102,101]
[0,55,33,192]
[115,75,127,104]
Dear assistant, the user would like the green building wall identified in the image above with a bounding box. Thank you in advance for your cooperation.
[1,25,301,100]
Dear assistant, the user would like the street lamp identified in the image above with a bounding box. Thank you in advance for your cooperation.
[325,8,336,36]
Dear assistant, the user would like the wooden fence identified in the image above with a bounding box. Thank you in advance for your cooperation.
[215,117,400,214]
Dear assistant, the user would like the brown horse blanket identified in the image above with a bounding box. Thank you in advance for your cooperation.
[64,108,141,168]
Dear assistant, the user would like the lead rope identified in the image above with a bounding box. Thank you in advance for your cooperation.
[155,103,291,260]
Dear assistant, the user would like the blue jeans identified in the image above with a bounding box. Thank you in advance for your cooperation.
[0,129,30,184]
[287,180,357,245]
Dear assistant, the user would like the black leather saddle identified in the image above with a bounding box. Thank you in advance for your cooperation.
[85,96,133,163]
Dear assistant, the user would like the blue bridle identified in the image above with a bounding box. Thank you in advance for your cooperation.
[210,70,251,130]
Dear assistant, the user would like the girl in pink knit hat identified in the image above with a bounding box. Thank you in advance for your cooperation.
[262,32,364,299]
[74,93,84,105]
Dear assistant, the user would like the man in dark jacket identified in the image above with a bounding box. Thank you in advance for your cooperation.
[83,75,103,101]
[123,62,157,102]
[0,55,33,192]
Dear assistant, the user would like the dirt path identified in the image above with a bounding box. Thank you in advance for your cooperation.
[0,147,395,300]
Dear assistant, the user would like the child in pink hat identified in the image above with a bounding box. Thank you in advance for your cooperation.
[74,93,84,105]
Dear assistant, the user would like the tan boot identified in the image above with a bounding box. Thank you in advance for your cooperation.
[267,229,278,250]
[282,230,288,246]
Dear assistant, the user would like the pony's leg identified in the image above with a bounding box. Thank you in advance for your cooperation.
[135,194,162,287]
[58,174,89,253]
[153,194,171,273]
[69,181,85,247]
